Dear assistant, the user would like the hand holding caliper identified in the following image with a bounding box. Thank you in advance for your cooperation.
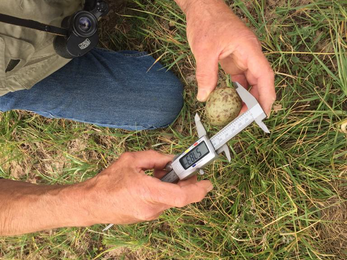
[103,82,269,231]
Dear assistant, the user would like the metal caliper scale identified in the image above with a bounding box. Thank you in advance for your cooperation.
[161,82,270,183]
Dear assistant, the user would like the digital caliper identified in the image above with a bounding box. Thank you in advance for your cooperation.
[103,82,269,231]
[160,82,270,183]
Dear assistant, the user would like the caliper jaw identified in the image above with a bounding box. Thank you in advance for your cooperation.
[254,113,270,133]
[195,113,207,138]
[234,82,270,134]
[216,144,232,162]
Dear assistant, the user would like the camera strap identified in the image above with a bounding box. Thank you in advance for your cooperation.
[0,13,68,37]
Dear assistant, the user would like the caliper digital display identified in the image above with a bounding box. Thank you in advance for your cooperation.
[179,141,209,170]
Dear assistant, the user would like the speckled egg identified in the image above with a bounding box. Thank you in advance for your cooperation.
[205,87,242,126]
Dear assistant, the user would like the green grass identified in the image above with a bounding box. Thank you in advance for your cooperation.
[1,0,347,259]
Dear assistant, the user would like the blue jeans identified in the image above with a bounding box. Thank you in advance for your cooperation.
[0,48,183,130]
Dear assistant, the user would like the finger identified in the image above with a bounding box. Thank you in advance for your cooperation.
[219,55,247,77]
[219,45,275,115]
[249,85,260,102]
[149,211,164,221]
[177,175,198,187]
[126,151,174,171]
[245,52,276,116]
[153,179,213,207]
[253,72,276,116]
[230,74,248,90]
[195,51,219,102]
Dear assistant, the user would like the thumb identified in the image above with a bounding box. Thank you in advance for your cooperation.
[195,52,219,102]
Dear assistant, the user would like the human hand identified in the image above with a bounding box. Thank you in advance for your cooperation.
[80,150,213,225]
[182,0,276,115]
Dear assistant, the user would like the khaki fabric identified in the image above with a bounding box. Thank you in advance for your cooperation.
[0,0,85,96]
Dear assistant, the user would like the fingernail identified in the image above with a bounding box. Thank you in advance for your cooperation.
[207,184,213,192]
[197,89,209,102]
[267,104,273,117]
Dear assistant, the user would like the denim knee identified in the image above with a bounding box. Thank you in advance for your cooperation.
[0,49,185,131]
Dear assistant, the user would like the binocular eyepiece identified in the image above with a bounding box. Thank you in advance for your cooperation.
[53,0,109,59]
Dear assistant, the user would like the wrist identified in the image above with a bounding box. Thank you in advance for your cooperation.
[174,0,198,13]
[182,0,246,33]
[71,174,122,226]
[65,179,101,227]
[176,0,230,15]
[34,183,97,228]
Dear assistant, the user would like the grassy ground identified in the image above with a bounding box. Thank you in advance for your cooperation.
[1,0,347,259]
